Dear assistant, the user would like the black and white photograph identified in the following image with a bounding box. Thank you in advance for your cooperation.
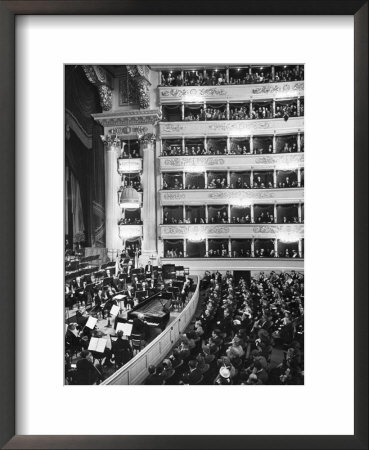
[64,64,305,386]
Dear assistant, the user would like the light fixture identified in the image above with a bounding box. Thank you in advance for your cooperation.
[278,233,300,243]
[118,186,141,209]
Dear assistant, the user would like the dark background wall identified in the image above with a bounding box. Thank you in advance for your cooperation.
[65,65,105,247]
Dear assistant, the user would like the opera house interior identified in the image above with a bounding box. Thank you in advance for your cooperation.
[65,64,304,385]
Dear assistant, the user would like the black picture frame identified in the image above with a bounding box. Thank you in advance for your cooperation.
[0,1,367,449]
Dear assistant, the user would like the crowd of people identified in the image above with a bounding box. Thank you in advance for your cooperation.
[162,142,303,156]
[162,173,301,190]
[120,148,140,159]
[118,217,142,225]
[144,270,304,385]
[120,180,143,192]
[160,66,304,87]
[163,241,302,259]
[162,210,302,225]
[164,102,303,122]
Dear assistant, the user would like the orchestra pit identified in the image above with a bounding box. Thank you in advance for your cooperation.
[65,64,304,385]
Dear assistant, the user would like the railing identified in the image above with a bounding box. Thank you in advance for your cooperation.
[160,223,304,239]
[160,188,304,205]
[159,117,304,138]
[159,153,304,171]
[102,277,200,385]
[160,258,304,271]
[159,81,304,103]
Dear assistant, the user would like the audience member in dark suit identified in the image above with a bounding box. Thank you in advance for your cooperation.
[183,360,203,384]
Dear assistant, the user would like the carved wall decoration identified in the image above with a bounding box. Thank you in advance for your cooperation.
[208,190,273,200]
[162,193,186,200]
[161,87,227,98]
[97,85,113,111]
[255,154,304,165]
[161,124,184,133]
[82,65,113,111]
[159,81,304,103]
[92,110,161,128]
[160,117,304,137]
[253,225,304,234]
[108,126,149,136]
[127,65,151,109]
[162,225,230,235]
[162,157,225,168]
[252,82,304,96]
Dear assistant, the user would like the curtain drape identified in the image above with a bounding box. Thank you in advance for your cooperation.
[70,170,85,237]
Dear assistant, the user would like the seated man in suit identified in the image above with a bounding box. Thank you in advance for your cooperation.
[75,350,102,385]
[182,360,203,385]
[65,323,82,354]
[145,260,153,276]
[132,313,148,340]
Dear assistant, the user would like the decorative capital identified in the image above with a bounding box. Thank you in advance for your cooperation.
[138,132,156,146]
[100,134,120,151]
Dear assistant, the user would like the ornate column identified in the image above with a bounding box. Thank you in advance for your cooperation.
[139,133,157,258]
[297,132,301,152]
[205,238,209,256]
[298,239,303,258]
[298,203,302,223]
[204,171,208,189]
[273,169,277,188]
[183,204,186,222]
[297,97,301,116]
[226,68,230,84]
[250,169,254,187]
[205,205,209,223]
[273,134,277,153]
[251,238,255,257]
[228,204,231,223]
[250,136,254,154]
[274,239,278,257]
[102,138,121,253]
[250,204,255,223]
[181,102,185,121]
[226,101,230,120]
[182,136,185,154]
[227,136,231,154]
[183,239,187,257]
[274,203,277,223]
[297,168,301,187]
[228,238,232,257]
[272,99,276,117]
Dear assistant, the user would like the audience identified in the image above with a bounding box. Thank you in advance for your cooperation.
[160,66,304,87]
[144,270,304,385]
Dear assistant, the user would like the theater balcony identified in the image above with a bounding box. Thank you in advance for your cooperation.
[159,80,304,104]
[159,188,304,206]
[160,223,304,240]
[159,152,304,172]
[118,224,143,240]
[159,117,304,139]
[117,157,143,174]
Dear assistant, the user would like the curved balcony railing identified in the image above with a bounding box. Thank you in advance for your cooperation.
[102,277,200,385]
